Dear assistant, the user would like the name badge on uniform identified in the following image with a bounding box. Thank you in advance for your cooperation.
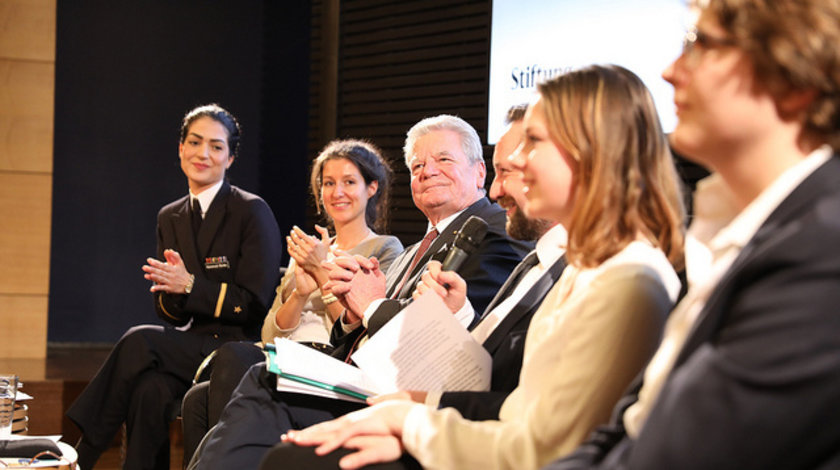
[205,256,230,270]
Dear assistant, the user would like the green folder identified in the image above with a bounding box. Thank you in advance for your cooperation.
[266,347,370,401]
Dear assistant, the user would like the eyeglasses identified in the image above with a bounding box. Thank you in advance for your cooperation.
[681,28,737,64]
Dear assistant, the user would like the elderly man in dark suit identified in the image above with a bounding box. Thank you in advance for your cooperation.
[189,114,528,470]
[543,1,840,469]
[324,113,534,359]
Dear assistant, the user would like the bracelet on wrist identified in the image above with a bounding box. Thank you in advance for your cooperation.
[184,274,195,294]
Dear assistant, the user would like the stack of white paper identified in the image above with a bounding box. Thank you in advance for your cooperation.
[269,292,491,403]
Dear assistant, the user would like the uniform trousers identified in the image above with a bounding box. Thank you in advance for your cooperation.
[67,325,226,470]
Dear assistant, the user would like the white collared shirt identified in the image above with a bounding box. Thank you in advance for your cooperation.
[468,224,567,344]
[425,206,466,239]
[189,179,224,219]
[623,145,832,437]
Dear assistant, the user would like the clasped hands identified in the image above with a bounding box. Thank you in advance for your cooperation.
[322,254,471,323]
[287,225,332,298]
[322,254,387,323]
[143,249,193,294]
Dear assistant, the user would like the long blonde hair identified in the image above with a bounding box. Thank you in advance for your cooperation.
[538,64,685,268]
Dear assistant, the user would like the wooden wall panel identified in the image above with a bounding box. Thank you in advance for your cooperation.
[0,295,48,358]
[0,60,54,172]
[0,0,56,61]
[0,60,54,113]
[0,0,54,357]
[0,173,52,295]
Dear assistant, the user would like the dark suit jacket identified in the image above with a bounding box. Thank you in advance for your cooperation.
[154,182,283,342]
[439,255,566,420]
[329,197,530,360]
[546,156,840,470]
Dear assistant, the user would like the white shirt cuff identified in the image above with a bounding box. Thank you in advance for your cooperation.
[361,298,387,328]
[453,299,475,328]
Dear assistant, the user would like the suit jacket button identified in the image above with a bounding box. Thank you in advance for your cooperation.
[213,334,219,339]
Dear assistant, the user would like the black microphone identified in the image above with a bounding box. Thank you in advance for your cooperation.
[440,216,489,285]
[367,216,489,337]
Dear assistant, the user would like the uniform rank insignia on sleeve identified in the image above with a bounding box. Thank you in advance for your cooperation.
[205,256,231,270]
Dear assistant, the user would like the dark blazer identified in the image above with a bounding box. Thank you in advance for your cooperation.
[439,255,566,420]
[546,156,840,470]
[154,182,283,341]
[330,197,531,359]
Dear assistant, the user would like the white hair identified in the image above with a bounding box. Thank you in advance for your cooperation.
[402,114,483,169]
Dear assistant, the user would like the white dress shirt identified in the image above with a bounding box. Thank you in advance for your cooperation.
[468,223,567,344]
[189,179,224,218]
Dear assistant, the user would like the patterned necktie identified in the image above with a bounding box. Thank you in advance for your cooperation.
[391,228,439,298]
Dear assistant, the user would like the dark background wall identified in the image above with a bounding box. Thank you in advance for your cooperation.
[49,0,311,343]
